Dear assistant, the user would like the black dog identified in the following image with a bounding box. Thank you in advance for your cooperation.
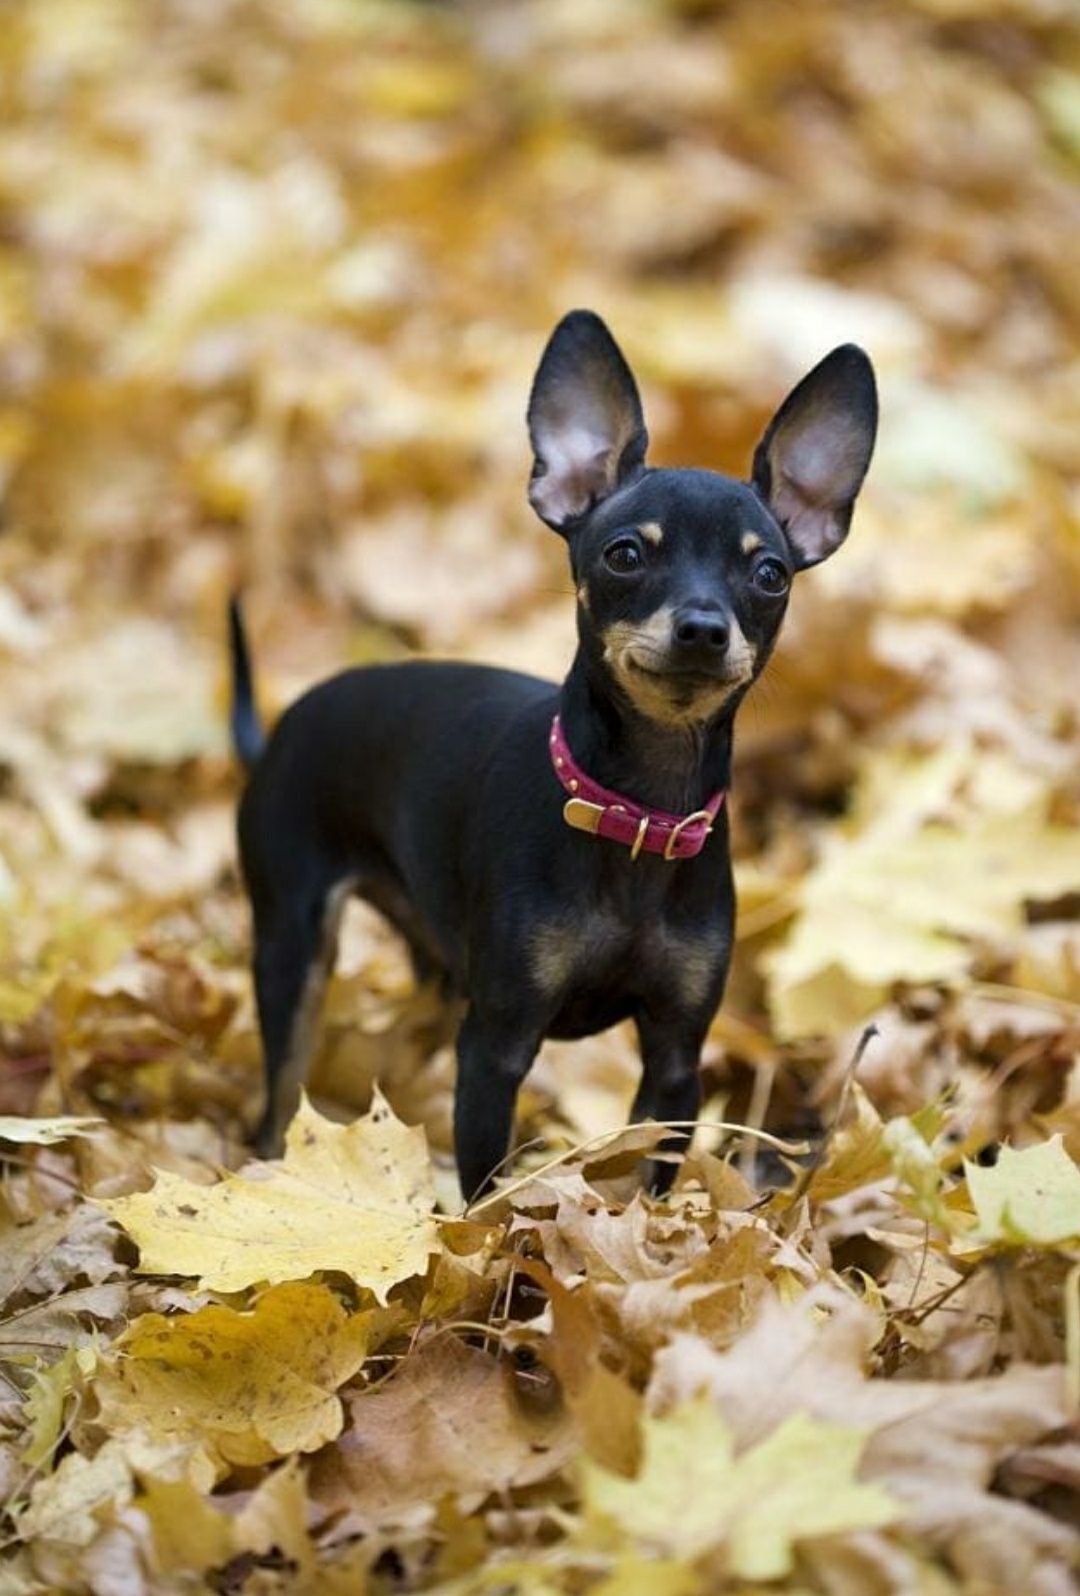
[230,311,877,1201]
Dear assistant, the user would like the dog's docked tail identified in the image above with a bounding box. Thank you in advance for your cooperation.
[228,594,264,771]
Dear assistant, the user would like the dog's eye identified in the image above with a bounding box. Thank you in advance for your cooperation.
[604,540,644,574]
[753,557,789,597]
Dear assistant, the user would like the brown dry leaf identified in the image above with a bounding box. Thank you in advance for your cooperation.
[231,1457,318,1584]
[0,1281,128,1360]
[0,1202,121,1305]
[803,1084,890,1206]
[511,1254,644,1477]
[649,1288,1079,1594]
[309,1333,573,1531]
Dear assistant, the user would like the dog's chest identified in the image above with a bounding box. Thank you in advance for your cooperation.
[529,901,725,1018]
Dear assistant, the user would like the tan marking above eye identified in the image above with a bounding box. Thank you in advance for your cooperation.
[576,582,591,612]
[740,532,762,555]
[639,521,664,546]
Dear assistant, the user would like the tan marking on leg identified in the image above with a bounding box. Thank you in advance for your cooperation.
[639,521,665,546]
[662,931,725,1010]
[532,916,621,997]
[530,921,580,995]
[740,532,762,555]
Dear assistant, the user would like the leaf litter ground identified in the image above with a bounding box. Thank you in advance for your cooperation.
[1,1,1080,1592]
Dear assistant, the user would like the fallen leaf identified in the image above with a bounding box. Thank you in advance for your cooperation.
[136,1474,233,1577]
[963,1137,1080,1249]
[0,1203,120,1306]
[0,1115,104,1144]
[0,1281,127,1358]
[310,1334,573,1530]
[766,747,1080,1037]
[581,1399,899,1579]
[98,1090,438,1299]
[95,1280,387,1471]
[17,1441,134,1548]
[648,1289,1077,1592]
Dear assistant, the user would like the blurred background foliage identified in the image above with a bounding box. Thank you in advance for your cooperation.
[0,0,1078,1164]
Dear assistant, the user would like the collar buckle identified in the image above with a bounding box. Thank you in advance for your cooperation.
[552,714,724,863]
[662,809,715,862]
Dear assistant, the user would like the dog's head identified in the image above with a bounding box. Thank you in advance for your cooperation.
[527,310,877,727]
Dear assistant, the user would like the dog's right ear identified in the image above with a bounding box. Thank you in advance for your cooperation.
[527,311,648,533]
[751,344,878,570]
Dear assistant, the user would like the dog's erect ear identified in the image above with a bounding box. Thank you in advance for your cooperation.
[751,344,877,570]
[527,310,648,532]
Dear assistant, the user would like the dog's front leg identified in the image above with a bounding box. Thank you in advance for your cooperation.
[631,1011,707,1194]
[454,1006,543,1204]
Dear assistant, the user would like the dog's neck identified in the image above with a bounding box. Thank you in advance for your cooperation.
[558,645,735,816]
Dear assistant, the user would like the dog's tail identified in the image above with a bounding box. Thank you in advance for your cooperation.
[228,593,264,771]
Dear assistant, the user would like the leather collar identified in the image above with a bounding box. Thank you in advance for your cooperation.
[549,714,725,862]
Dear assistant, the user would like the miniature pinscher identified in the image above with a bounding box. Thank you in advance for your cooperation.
[230,311,877,1200]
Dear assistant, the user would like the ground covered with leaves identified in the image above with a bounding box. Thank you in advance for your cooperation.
[1,1,1080,1592]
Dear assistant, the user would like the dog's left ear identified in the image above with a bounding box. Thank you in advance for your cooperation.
[752,344,877,569]
[527,310,648,532]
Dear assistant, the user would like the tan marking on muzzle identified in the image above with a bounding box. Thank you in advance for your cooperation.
[602,608,757,727]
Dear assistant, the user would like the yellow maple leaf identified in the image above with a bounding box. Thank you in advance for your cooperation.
[99,1090,437,1298]
[580,1399,900,1581]
[589,1557,703,1596]
[136,1458,318,1582]
[136,1476,234,1576]
[96,1280,389,1471]
[766,745,1080,1037]
[803,1083,889,1205]
[963,1137,1080,1249]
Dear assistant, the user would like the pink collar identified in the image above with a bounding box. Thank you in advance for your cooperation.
[549,715,725,862]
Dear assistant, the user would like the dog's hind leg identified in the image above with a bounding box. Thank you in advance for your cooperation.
[251,868,353,1158]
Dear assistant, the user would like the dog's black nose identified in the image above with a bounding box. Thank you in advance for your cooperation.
[672,608,729,655]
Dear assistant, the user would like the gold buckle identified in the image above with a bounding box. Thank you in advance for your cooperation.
[662,809,714,862]
[629,814,649,861]
[563,798,605,834]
